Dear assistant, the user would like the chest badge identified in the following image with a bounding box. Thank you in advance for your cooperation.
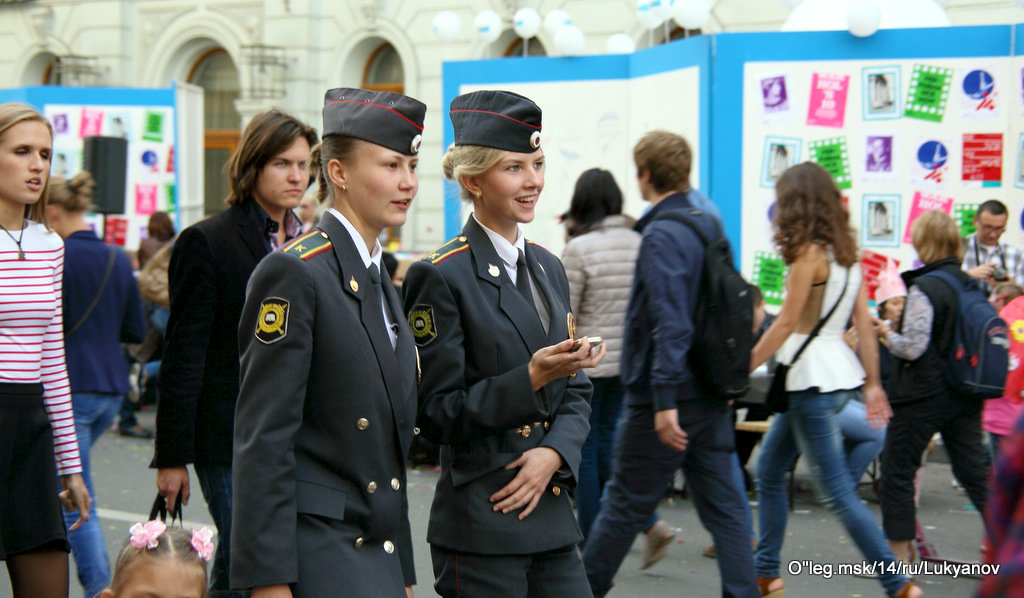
[488,264,500,278]
[350,276,359,293]
[255,298,290,344]
[567,312,577,340]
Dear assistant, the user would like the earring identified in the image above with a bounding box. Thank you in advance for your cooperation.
[342,185,347,192]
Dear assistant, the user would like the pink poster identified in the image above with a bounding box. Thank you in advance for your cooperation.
[903,191,953,244]
[806,73,849,128]
[80,108,104,138]
[135,184,157,216]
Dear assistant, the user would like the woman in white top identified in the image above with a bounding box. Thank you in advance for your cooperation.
[0,102,91,596]
[749,163,919,598]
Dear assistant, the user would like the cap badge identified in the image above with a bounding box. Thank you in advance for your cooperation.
[530,130,541,149]
[488,264,500,278]
[410,134,422,155]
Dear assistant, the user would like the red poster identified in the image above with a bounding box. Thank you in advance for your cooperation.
[962,133,1003,187]
[861,250,898,302]
[104,216,128,247]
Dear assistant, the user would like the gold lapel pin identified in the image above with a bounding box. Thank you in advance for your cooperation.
[350,276,359,292]
[488,264,500,278]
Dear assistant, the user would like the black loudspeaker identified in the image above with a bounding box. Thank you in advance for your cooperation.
[82,136,128,215]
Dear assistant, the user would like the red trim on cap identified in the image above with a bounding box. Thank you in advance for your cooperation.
[325,99,424,131]
[450,108,541,130]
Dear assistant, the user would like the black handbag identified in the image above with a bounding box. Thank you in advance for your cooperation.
[765,269,849,413]
[148,490,184,524]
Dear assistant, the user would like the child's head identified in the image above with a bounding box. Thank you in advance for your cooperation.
[990,282,1024,312]
[102,521,212,598]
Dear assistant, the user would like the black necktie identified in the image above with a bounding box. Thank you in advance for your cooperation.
[516,250,536,311]
[368,263,399,346]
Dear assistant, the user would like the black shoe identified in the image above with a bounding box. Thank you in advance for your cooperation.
[119,425,155,439]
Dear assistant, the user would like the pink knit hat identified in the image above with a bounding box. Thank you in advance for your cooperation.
[875,259,906,304]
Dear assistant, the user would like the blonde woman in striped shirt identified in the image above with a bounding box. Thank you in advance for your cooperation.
[0,103,91,597]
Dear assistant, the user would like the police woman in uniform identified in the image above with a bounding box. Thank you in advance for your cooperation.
[403,90,605,597]
[231,88,424,598]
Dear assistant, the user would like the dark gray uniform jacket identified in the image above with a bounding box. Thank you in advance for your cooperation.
[402,216,592,555]
[231,214,417,596]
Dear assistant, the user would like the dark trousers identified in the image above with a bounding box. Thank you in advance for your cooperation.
[879,392,990,541]
[431,544,592,598]
[577,376,626,541]
[196,464,246,598]
[582,399,759,598]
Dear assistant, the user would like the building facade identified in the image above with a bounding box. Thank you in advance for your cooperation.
[1,0,1020,251]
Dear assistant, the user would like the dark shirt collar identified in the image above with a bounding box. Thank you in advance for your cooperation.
[245,200,301,251]
[68,229,103,242]
[635,191,692,232]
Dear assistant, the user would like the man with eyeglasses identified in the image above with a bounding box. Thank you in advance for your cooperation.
[963,199,1023,290]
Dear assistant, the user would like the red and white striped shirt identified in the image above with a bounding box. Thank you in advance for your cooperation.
[0,221,81,475]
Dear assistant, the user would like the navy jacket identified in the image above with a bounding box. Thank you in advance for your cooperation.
[621,192,719,411]
[62,230,145,394]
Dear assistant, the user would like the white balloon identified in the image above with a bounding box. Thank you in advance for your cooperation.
[636,0,664,29]
[513,7,542,39]
[432,11,460,43]
[554,24,586,56]
[650,0,674,20]
[847,0,881,36]
[475,10,503,43]
[606,33,637,54]
[673,0,711,29]
[544,9,572,36]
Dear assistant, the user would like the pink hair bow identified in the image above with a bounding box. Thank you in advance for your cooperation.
[191,527,214,562]
[129,520,167,549]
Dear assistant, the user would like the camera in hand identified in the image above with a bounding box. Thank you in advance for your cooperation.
[991,266,1009,282]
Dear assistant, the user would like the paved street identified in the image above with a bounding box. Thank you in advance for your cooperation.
[1,408,990,597]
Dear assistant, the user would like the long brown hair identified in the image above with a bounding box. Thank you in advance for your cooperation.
[225,109,318,206]
[772,162,857,267]
[0,103,54,226]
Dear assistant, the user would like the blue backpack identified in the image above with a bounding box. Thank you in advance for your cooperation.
[923,269,1010,400]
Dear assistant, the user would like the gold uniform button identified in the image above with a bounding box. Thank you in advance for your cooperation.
[354,537,364,548]
[356,418,369,431]
[458,236,467,242]
[391,478,401,491]
[552,486,561,496]
[383,540,395,554]
[367,481,377,494]
[413,427,420,436]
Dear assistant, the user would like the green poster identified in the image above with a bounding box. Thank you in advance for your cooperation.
[952,203,977,237]
[905,64,953,122]
[165,184,176,211]
[808,137,852,190]
[753,251,788,306]
[143,111,164,142]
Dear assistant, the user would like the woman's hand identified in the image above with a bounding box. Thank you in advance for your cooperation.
[59,473,92,531]
[842,325,859,350]
[490,447,563,520]
[862,383,892,429]
[528,338,599,390]
[870,316,892,339]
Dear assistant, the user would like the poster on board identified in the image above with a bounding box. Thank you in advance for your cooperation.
[861,194,901,248]
[760,72,795,124]
[806,73,849,128]
[959,66,1000,120]
[862,66,901,120]
[910,137,953,189]
[760,136,801,187]
[905,64,954,122]
[961,133,1003,188]
[863,133,898,183]
[903,191,953,244]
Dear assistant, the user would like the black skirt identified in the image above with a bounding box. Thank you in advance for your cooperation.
[0,382,69,559]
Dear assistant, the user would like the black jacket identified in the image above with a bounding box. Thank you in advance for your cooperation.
[153,203,268,468]
[889,257,962,406]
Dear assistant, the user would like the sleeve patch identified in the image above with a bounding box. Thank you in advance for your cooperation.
[255,297,290,344]
[409,304,437,346]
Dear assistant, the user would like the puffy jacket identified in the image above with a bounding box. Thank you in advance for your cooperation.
[562,214,641,379]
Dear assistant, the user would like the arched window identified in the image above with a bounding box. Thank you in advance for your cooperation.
[188,49,240,215]
[362,43,404,94]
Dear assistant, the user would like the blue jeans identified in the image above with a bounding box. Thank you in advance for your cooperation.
[755,389,908,595]
[578,377,626,541]
[583,399,758,598]
[195,464,245,598]
[63,392,121,598]
[835,397,886,484]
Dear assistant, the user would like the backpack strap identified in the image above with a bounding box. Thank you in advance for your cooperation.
[66,245,117,337]
[922,268,967,293]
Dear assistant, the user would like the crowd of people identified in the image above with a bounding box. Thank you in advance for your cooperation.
[0,84,1022,598]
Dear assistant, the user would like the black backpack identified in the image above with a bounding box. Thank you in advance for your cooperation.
[655,210,753,400]
[923,269,1009,401]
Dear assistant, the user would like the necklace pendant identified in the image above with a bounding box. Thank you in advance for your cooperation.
[17,249,24,260]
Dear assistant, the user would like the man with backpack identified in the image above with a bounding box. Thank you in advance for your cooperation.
[875,209,998,564]
[581,131,759,598]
